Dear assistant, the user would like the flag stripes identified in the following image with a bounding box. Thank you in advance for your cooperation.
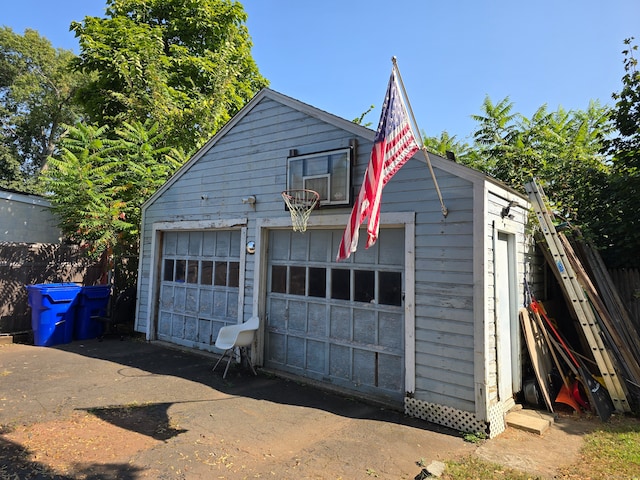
[336,68,419,261]
[382,123,418,181]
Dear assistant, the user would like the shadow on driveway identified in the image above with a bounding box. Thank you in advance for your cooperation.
[59,337,457,435]
[0,337,472,479]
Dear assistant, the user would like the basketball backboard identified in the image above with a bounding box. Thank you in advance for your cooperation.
[286,147,352,207]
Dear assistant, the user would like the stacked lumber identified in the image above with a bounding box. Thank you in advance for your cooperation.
[524,179,637,419]
[567,237,640,408]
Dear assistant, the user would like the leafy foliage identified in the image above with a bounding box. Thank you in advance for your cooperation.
[600,38,640,267]
[42,121,184,263]
[448,39,640,268]
[352,104,375,127]
[422,130,475,167]
[71,0,268,153]
[607,38,640,159]
[0,1,268,287]
[0,27,88,192]
[442,94,613,259]
[0,143,23,190]
[468,96,610,202]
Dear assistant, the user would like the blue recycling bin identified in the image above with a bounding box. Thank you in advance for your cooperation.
[74,285,112,340]
[26,283,82,346]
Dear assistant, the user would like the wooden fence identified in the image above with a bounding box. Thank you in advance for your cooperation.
[0,243,104,334]
[608,268,640,334]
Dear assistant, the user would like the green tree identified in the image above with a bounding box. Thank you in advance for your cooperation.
[0,27,87,192]
[352,104,375,128]
[468,96,610,216]
[71,0,268,153]
[470,96,521,176]
[0,144,23,190]
[42,121,184,264]
[601,38,640,267]
[541,102,611,224]
[608,38,640,164]
[462,94,616,268]
[422,130,480,168]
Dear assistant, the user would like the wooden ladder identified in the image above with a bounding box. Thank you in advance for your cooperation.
[524,179,630,413]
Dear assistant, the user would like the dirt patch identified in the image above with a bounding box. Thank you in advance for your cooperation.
[3,412,158,477]
[1,407,472,479]
[1,408,599,480]
[475,413,598,479]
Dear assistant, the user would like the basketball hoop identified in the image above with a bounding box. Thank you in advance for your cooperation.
[281,189,320,232]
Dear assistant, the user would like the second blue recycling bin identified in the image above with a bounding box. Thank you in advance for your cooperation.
[74,285,112,340]
[26,283,82,346]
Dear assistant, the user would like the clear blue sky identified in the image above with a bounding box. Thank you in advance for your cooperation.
[3,0,639,142]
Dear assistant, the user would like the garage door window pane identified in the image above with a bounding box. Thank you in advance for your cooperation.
[379,271,402,306]
[228,262,240,287]
[308,267,326,298]
[331,269,350,300]
[214,261,227,286]
[187,260,198,283]
[290,266,306,296]
[354,270,375,303]
[176,260,186,282]
[163,259,174,281]
[201,261,213,285]
[271,265,286,293]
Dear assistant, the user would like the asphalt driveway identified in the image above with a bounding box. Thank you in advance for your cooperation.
[0,337,476,479]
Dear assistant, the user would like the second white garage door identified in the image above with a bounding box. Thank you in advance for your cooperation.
[266,228,405,402]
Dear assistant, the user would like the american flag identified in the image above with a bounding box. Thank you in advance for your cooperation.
[336,68,420,261]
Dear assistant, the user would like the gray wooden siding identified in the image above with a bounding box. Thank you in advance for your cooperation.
[139,96,372,335]
[485,189,529,406]
[138,90,531,418]
[380,158,477,412]
[141,108,481,412]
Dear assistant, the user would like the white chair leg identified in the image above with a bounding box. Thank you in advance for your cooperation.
[214,347,256,378]
[222,349,234,379]
[212,349,230,374]
[241,347,257,376]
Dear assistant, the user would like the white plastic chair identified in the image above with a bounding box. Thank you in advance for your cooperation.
[212,316,259,378]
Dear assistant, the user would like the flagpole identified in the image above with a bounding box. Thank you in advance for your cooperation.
[391,57,448,217]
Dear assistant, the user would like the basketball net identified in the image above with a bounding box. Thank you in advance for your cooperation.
[281,189,319,232]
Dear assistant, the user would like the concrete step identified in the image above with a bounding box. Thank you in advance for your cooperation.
[505,409,554,435]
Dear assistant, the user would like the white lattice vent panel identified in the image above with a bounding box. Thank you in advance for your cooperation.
[486,403,505,438]
[405,397,488,434]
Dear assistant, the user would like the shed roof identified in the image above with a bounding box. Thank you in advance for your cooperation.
[0,188,52,207]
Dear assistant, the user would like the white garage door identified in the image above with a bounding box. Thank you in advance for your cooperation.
[266,228,405,402]
[157,229,242,351]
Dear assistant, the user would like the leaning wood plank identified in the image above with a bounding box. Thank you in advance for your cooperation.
[562,235,640,390]
[530,303,571,390]
[519,308,554,412]
[559,234,637,405]
[561,237,634,360]
[535,208,628,411]
[609,268,640,334]
[577,241,640,369]
[525,180,630,412]
[609,268,640,332]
